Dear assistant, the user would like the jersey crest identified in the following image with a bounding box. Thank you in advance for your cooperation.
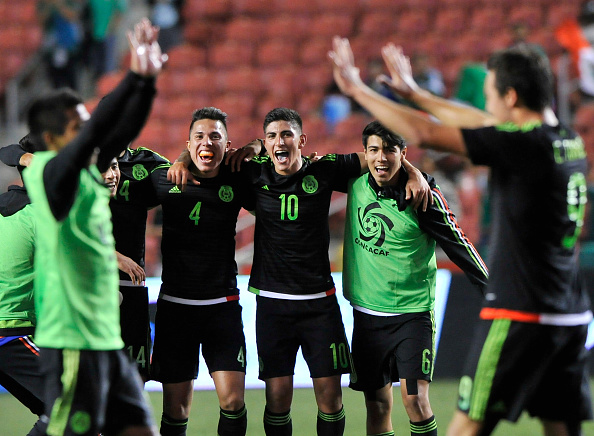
[218,185,234,202]
[132,164,149,180]
[302,175,318,193]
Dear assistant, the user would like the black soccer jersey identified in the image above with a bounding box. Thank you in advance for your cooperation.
[110,147,169,280]
[462,122,590,314]
[242,153,362,297]
[153,163,255,301]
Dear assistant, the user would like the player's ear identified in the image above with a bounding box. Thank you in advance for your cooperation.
[504,87,519,108]
[186,140,191,150]
[299,133,307,148]
[401,147,407,160]
[225,140,231,152]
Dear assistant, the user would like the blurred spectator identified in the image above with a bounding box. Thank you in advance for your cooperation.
[555,1,594,102]
[85,0,128,79]
[38,0,86,90]
[321,82,352,133]
[509,21,547,58]
[453,62,487,110]
[411,51,446,97]
[149,0,184,53]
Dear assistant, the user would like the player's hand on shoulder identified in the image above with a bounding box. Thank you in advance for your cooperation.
[307,151,321,163]
[225,139,262,172]
[167,162,198,191]
[406,170,432,212]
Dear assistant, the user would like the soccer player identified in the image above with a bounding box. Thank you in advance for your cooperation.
[21,18,164,436]
[0,136,46,436]
[110,146,170,381]
[151,107,257,436]
[330,37,593,436]
[223,107,428,436]
[343,120,488,436]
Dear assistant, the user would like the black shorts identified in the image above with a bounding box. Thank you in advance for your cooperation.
[0,336,44,416]
[458,318,593,423]
[349,310,435,392]
[151,299,246,384]
[40,348,154,436]
[119,284,152,379]
[256,294,352,380]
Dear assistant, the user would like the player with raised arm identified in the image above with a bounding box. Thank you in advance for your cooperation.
[330,36,592,436]
[343,120,488,436]
[21,18,164,436]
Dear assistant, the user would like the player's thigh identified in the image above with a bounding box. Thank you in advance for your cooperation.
[297,295,351,378]
[525,324,592,423]
[255,296,300,379]
[40,349,110,436]
[201,302,247,373]
[0,336,44,415]
[119,285,151,378]
[104,350,155,435]
[151,300,202,383]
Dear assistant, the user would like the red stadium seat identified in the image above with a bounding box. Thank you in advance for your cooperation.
[294,64,333,94]
[508,5,543,30]
[357,13,398,38]
[333,113,373,141]
[209,41,255,69]
[394,10,430,38]
[364,0,409,13]
[433,9,469,36]
[295,90,325,117]
[182,0,232,20]
[470,8,505,36]
[216,67,259,93]
[263,14,310,42]
[257,66,296,98]
[232,0,274,16]
[309,14,356,38]
[314,0,360,14]
[255,92,295,120]
[211,93,256,120]
[165,44,207,71]
[183,21,219,45]
[224,17,266,43]
[255,40,297,66]
[546,3,581,30]
[299,38,332,66]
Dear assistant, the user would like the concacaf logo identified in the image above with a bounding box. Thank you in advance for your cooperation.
[358,202,394,247]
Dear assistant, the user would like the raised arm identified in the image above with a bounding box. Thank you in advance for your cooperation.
[378,43,497,128]
[329,36,467,156]
[43,18,164,220]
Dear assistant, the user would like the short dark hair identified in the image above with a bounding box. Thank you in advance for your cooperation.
[362,120,407,150]
[18,133,37,153]
[27,88,83,151]
[189,107,228,139]
[263,107,302,133]
[487,45,553,112]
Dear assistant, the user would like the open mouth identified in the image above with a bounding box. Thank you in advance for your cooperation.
[199,150,214,162]
[375,165,389,175]
[275,150,289,164]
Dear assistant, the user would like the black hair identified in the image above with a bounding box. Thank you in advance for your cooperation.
[487,45,553,112]
[362,120,407,150]
[263,107,302,133]
[26,88,83,151]
[189,107,228,138]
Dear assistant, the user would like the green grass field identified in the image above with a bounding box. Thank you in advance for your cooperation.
[2,379,593,435]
